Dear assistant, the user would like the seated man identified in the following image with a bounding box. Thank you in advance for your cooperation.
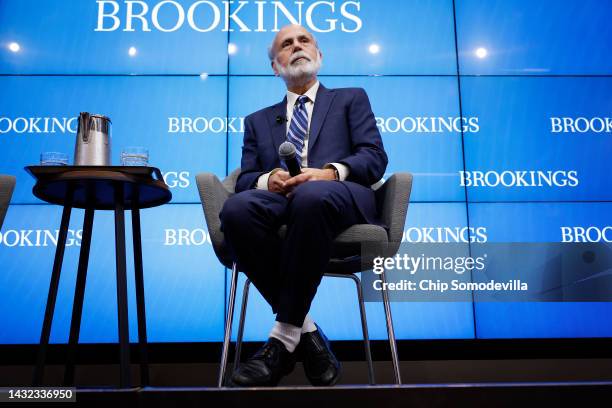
[220,24,388,387]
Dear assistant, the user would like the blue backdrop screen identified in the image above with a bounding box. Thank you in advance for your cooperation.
[0,0,610,344]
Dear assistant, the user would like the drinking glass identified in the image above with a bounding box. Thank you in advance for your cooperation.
[40,152,69,166]
[120,147,149,166]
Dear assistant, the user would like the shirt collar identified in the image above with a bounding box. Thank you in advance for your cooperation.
[286,80,320,107]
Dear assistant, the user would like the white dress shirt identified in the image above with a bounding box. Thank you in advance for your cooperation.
[256,81,349,190]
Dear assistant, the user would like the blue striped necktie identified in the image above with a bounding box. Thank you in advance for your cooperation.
[287,95,310,163]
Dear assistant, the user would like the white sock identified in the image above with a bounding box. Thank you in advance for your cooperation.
[301,314,317,334]
[269,321,302,353]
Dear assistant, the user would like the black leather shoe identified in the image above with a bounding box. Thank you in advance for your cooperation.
[230,337,296,387]
[300,324,341,386]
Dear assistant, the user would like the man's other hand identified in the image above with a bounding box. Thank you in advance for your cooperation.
[268,170,292,193]
[284,168,336,192]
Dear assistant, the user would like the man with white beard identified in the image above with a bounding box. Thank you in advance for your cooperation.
[220,24,388,387]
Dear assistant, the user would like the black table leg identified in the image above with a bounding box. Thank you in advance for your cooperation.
[131,204,150,386]
[114,184,131,388]
[33,204,72,386]
[63,208,95,386]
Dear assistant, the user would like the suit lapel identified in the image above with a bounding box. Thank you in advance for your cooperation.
[308,83,335,155]
[265,84,335,158]
[266,97,287,154]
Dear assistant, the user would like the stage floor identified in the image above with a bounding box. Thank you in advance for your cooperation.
[68,381,612,407]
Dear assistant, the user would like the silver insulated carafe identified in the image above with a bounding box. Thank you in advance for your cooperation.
[74,112,111,165]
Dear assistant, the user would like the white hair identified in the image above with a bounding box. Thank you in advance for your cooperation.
[267,28,320,62]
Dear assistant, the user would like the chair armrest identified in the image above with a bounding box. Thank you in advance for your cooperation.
[0,175,16,230]
[195,172,231,250]
[375,173,413,246]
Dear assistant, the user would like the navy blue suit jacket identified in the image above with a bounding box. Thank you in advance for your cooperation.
[236,83,388,225]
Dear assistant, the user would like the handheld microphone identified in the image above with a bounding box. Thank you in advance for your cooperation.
[278,141,301,177]
[275,115,287,124]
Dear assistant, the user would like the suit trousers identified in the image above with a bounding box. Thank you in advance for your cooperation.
[219,180,370,327]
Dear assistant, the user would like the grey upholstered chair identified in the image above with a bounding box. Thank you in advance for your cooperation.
[196,169,413,386]
[0,175,16,230]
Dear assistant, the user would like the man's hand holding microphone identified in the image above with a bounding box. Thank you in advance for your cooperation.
[269,141,337,195]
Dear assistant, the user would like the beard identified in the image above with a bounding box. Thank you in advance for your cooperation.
[276,50,322,88]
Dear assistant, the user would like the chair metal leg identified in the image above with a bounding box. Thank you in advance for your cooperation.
[380,269,401,384]
[233,279,251,373]
[218,262,238,387]
[324,273,375,385]
[348,274,375,385]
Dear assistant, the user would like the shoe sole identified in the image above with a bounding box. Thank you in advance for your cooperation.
[307,366,342,387]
